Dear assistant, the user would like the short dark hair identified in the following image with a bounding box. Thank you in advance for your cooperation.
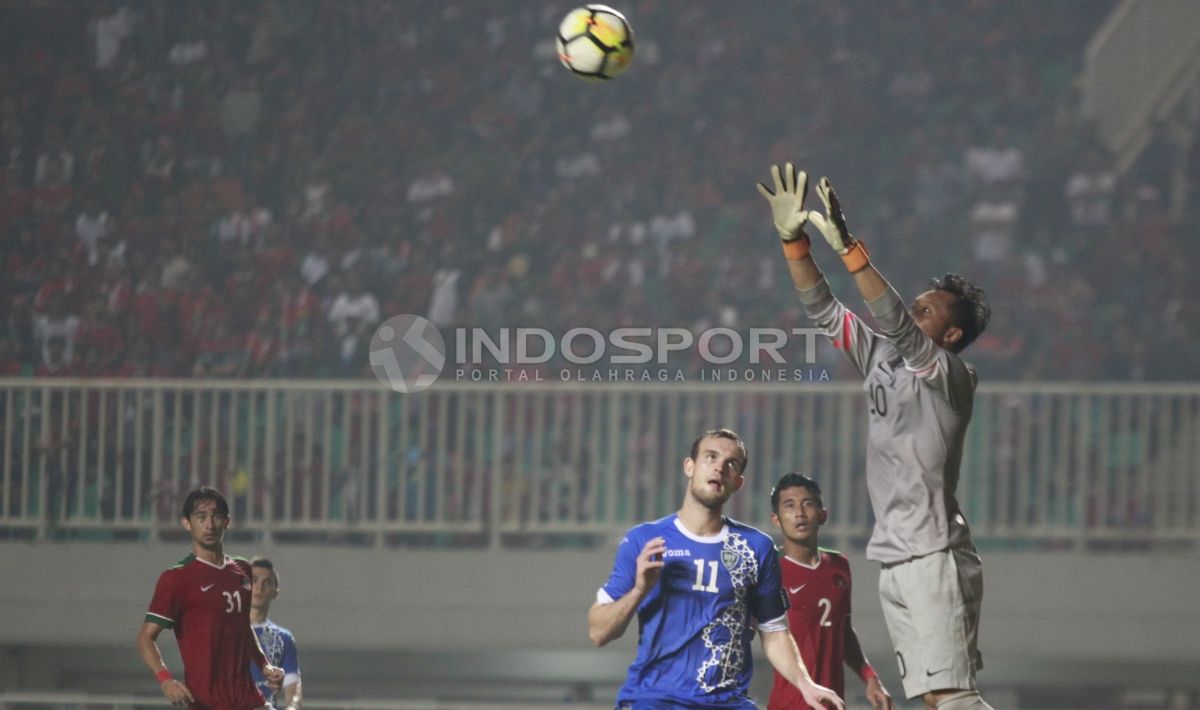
[181,486,229,519]
[251,556,279,585]
[689,428,748,471]
[770,472,823,512]
[929,273,990,352]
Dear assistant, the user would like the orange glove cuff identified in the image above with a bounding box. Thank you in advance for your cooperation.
[781,236,811,261]
[840,240,870,273]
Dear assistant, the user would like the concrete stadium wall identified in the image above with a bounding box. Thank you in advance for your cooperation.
[1,542,1197,701]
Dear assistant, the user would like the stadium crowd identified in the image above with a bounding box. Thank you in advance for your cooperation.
[2,0,1197,382]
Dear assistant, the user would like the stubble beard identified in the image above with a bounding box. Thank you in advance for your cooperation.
[690,482,730,510]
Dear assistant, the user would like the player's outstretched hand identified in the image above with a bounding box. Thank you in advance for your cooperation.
[634,537,667,594]
[264,664,285,691]
[799,679,846,710]
[865,675,895,710]
[806,177,859,256]
[160,677,195,705]
[756,162,811,242]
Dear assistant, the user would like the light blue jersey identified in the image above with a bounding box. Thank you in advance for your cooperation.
[598,515,788,708]
[250,619,300,708]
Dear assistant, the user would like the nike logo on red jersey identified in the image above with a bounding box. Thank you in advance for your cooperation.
[788,584,807,594]
[201,584,215,592]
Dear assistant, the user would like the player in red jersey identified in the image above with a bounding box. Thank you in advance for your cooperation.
[136,486,284,709]
[767,474,894,710]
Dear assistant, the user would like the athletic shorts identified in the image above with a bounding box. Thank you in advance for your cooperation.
[878,544,984,700]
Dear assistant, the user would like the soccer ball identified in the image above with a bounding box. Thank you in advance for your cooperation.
[556,5,634,81]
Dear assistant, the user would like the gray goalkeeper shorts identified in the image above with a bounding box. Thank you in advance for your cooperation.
[879,544,984,699]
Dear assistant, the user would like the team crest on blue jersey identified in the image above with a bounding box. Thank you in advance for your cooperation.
[721,548,738,571]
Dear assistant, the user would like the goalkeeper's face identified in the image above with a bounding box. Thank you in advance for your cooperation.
[911,290,964,352]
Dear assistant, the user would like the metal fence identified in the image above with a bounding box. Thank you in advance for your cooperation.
[1,378,1197,546]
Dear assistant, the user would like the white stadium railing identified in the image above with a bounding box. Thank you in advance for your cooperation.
[1,378,1197,546]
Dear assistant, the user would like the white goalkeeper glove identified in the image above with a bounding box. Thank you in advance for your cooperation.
[756,162,811,243]
[807,176,871,272]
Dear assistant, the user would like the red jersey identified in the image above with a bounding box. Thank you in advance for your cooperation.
[145,554,266,710]
[768,549,853,708]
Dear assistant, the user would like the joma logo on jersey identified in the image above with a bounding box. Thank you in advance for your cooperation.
[663,548,691,558]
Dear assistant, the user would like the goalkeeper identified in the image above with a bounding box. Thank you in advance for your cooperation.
[757,164,993,710]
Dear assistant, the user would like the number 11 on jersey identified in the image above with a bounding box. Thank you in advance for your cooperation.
[692,560,718,593]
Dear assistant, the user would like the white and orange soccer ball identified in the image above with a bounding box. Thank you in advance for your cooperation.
[556,5,634,81]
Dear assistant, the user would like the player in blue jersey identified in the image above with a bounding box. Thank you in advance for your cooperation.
[588,428,845,710]
[248,558,302,709]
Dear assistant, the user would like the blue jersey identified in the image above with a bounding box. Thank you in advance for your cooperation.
[250,620,300,708]
[599,515,788,708]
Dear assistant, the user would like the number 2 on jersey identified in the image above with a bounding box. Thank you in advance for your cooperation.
[817,598,832,627]
[691,559,719,593]
[223,590,242,613]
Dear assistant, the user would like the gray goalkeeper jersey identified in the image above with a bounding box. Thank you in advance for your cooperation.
[798,278,976,564]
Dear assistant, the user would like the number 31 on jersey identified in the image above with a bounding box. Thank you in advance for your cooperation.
[223,590,242,613]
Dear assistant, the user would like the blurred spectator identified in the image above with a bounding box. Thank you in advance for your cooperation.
[219,75,263,147]
[428,259,461,329]
[968,189,1020,263]
[192,316,245,378]
[37,336,78,377]
[216,197,272,247]
[87,2,133,71]
[76,297,125,367]
[75,197,111,267]
[0,338,24,375]
[326,272,381,370]
[243,310,279,377]
[1065,149,1118,228]
[167,22,208,66]
[407,167,454,203]
[34,128,75,188]
[34,294,80,366]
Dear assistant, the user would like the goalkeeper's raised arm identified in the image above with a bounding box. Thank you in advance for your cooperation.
[756,164,990,394]
[755,163,882,379]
